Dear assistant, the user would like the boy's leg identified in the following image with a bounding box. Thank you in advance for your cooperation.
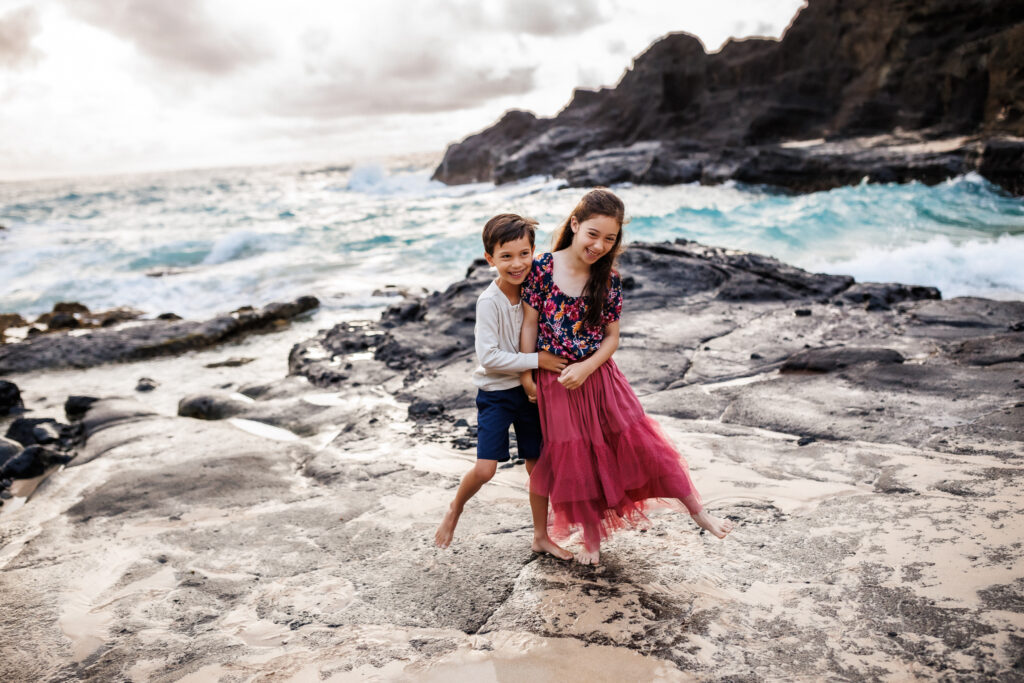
[435,389,512,549]
[434,459,498,548]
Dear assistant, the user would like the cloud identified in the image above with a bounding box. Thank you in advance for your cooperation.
[0,6,42,69]
[61,0,269,75]
[494,0,610,36]
[272,62,537,118]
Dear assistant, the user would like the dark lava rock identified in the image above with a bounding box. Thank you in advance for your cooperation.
[409,400,445,419]
[794,309,812,317]
[32,422,61,444]
[840,283,941,311]
[53,302,89,315]
[781,347,905,373]
[948,334,1024,366]
[292,240,859,390]
[1,445,72,479]
[178,393,247,421]
[5,418,59,447]
[0,380,23,415]
[157,312,182,320]
[65,396,100,421]
[0,295,320,374]
[47,312,80,330]
[136,377,158,392]
[434,0,1024,195]
[0,436,22,463]
[796,436,817,447]
[205,357,255,368]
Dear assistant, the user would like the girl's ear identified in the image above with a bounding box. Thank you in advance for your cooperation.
[570,216,579,233]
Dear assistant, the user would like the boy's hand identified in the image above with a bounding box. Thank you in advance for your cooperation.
[521,371,537,402]
[558,363,593,391]
[538,351,567,373]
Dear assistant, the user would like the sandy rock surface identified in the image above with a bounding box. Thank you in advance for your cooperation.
[1,242,1022,681]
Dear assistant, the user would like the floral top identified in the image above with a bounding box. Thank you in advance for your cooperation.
[522,252,622,361]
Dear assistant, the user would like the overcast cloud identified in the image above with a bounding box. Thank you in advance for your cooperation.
[0,0,807,180]
[0,5,42,68]
[60,0,270,75]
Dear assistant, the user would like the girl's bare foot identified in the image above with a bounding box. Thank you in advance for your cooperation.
[691,510,735,538]
[531,536,573,560]
[575,548,600,565]
[434,504,461,549]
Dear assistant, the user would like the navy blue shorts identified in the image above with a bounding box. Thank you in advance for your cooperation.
[475,386,542,462]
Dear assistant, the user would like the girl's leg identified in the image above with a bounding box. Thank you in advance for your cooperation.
[524,459,572,559]
[577,522,602,565]
[690,508,735,538]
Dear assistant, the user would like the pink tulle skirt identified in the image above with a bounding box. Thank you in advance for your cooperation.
[530,359,703,548]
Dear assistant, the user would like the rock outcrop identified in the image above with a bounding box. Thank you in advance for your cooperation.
[0,296,319,374]
[434,0,1024,194]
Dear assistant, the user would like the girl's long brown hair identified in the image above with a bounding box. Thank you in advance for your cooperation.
[551,187,625,329]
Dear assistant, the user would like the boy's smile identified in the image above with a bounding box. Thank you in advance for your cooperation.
[486,235,535,290]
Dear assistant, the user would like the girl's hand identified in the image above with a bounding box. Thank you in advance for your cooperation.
[538,351,567,373]
[558,363,593,390]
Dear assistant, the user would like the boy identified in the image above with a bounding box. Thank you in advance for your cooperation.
[434,214,572,560]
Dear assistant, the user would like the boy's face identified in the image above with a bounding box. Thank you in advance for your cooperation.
[485,235,534,287]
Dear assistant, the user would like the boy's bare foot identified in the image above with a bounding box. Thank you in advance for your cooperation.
[575,548,600,565]
[435,504,461,549]
[531,536,573,560]
[691,510,735,538]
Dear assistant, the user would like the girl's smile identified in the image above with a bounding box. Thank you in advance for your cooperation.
[572,215,620,264]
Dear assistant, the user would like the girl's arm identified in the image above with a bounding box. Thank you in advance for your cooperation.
[519,303,540,400]
[520,302,539,353]
[557,320,619,390]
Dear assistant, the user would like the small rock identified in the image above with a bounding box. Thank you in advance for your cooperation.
[53,302,90,315]
[797,436,816,446]
[452,436,475,450]
[0,437,22,463]
[157,312,183,320]
[6,418,58,447]
[1,445,72,479]
[408,400,445,419]
[0,380,23,415]
[47,312,80,330]
[750,353,763,360]
[454,418,469,428]
[205,357,255,368]
[794,308,812,316]
[136,377,158,392]
[65,396,100,421]
[32,422,61,444]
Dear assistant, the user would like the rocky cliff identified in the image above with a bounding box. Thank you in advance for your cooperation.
[433,0,1024,194]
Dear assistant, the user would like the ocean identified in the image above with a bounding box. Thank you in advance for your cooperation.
[2,155,1023,324]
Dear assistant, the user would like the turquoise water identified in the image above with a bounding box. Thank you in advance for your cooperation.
[1,158,1022,320]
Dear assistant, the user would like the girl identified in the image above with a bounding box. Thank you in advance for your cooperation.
[520,188,733,565]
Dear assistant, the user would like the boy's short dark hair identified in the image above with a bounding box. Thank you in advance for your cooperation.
[482,213,537,254]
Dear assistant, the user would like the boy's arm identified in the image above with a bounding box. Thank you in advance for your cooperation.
[476,297,538,373]
[557,321,619,390]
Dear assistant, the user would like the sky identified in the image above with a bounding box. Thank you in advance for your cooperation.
[0,0,807,181]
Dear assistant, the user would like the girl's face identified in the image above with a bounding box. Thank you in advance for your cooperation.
[571,214,620,265]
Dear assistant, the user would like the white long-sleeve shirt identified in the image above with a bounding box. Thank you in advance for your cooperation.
[472,280,539,391]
